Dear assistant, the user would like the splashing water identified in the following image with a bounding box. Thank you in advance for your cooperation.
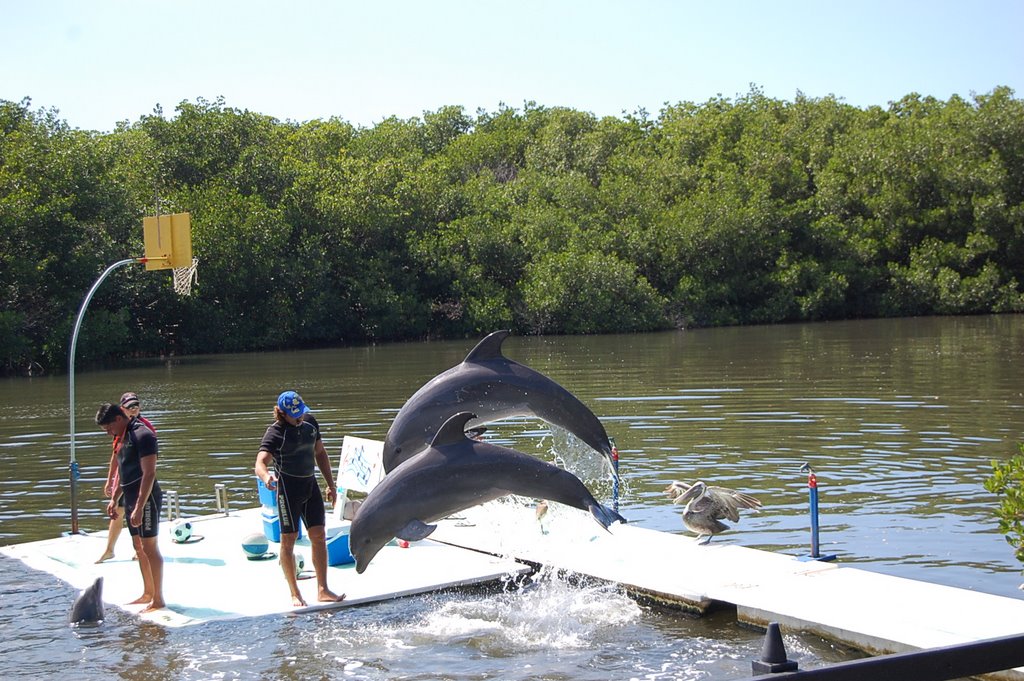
[315,566,641,654]
[426,566,642,653]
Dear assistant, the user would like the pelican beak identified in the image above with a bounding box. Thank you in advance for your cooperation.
[677,484,702,503]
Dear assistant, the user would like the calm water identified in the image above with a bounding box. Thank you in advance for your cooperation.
[1,315,1022,679]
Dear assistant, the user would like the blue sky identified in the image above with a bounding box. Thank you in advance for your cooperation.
[3,0,1022,132]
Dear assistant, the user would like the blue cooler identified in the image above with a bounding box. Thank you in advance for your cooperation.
[257,477,303,542]
[326,525,354,566]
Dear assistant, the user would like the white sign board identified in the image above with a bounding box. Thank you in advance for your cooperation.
[334,436,385,521]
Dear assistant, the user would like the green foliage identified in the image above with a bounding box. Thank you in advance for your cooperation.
[0,310,30,368]
[985,444,1024,566]
[2,86,1024,372]
[0,98,142,371]
[520,250,667,334]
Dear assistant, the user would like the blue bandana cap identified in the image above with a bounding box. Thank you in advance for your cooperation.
[277,391,310,418]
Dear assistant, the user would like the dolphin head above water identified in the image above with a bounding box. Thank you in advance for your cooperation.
[381,330,615,474]
[352,411,625,574]
[69,576,104,626]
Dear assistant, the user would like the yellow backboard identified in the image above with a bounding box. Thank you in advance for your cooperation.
[142,213,192,271]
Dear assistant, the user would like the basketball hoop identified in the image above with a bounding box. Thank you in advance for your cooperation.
[172,258,198,296]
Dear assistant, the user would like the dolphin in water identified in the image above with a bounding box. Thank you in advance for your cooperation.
[351,411,626,573]
[382,330,617,475]
[69,576,104,625]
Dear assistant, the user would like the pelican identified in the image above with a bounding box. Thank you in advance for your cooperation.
[535,499,550,535]
[665,481,762,544]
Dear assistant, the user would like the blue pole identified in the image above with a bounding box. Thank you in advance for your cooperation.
[809,474,820,558]
[610,437,620,513]
[799,463,836,562]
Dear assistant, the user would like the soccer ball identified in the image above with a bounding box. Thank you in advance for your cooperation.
[170,520,193,543]
[294,552,305,576]
[241,533,269,559]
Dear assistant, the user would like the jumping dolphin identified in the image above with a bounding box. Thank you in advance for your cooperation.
[382,330,616,475]
[69,576,104,625]
[351,411,626,573]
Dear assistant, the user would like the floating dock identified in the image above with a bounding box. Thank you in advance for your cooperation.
[0,506,528,628]
[431,500,1024,681]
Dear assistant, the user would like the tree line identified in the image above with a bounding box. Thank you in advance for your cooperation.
[1,86,1023,374]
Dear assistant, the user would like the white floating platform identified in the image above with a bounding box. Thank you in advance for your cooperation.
[432,500,1024,681]
[1,506,528,628]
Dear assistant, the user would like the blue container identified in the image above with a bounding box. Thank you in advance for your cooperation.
[326,526,354,566]
[257,477,302,542]
[261,507,282,542]
[257,477,277,507]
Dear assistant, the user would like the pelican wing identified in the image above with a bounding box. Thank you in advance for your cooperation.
[706,486,762,522]
[667,481,761,515]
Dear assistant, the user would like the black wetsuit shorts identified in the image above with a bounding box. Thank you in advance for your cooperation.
[123,481,163,538]
[277,473,325,534]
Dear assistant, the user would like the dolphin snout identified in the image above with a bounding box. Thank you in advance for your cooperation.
[351,538,384,574]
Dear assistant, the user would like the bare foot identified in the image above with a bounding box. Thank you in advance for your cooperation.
[318,589,345,603]
[95,550,114,563]
[127,594,153,605]
[139,600,165,614]
[291,593,307,607]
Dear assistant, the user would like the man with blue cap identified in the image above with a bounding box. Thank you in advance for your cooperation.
[255,390,344,606]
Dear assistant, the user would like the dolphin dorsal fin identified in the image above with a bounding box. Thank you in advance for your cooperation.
[430,411,477,448]
[462,330,511,364]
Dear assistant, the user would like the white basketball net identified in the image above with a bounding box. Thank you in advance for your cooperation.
[172,258,199,296]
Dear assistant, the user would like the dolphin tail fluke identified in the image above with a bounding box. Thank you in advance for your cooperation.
[588,502,627,531]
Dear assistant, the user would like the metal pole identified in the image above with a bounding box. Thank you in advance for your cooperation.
[68,258,140,534]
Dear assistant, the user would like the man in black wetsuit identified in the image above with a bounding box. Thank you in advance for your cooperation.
[95,402,165,613]
[255,390,344,607]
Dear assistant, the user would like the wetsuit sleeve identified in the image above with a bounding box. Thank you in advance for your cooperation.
[305,414,323,442]
[134,426,158,458]
[259,423,282,454]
